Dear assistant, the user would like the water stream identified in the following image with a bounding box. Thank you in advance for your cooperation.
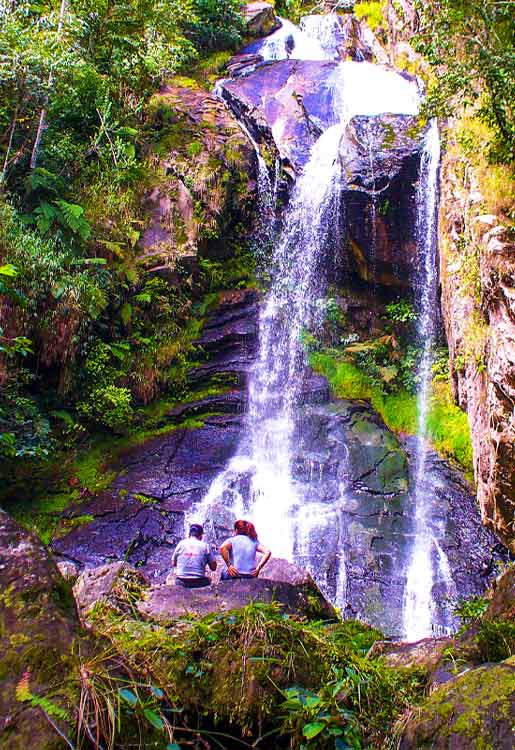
[402,120,456,640]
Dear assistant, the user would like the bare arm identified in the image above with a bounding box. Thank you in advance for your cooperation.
[220,540,239,577]
[254,544,271,577]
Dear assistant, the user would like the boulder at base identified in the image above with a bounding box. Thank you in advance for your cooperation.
[72,558,336,624]
[399,656,515,750]
[0,510,80,750]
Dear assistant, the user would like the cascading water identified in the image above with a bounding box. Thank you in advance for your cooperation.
[191,41,422,610]
[402,120,455,640]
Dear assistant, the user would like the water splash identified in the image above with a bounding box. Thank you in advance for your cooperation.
[258,17,334,61]
[402,120,455,641]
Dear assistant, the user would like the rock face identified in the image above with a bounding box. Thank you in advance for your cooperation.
[138,81,257,270]
[341,115,421,286]
[0,510,79,750]
[219,60,423,286]
[440,144,515,550]
[399,657,515,750]
[52,291,503,637]
[242,1,280,37]
[52,290,256,581]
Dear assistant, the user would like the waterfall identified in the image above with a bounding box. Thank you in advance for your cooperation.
[191,24,422,613]
[402,120,455,640]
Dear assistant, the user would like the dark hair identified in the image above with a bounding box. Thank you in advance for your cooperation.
[189,523,204,538]
[234,519,258,541]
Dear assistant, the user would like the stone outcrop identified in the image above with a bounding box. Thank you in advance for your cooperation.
[219,60,423,286]
[341,114,422,286]
[399,657,515,750]
[0,510,80,750]
[440,137,515,550]
[242,1,280,37]
[138,81,257,271]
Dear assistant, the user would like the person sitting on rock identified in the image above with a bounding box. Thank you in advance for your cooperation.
[171,523,217,588]
[220,520,271,580]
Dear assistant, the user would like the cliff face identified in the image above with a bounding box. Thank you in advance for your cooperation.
[439,127,515,550]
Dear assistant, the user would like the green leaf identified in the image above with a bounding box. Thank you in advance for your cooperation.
[73,257,107,266]
[120,303,132,325]
[167,744,181,750]
[119,688,138,707]
[303,721,326,740]
[143,708,164,731]
[0,264,17,277]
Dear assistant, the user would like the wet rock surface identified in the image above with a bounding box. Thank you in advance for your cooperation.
[219,60,423,286]
[52,286,505,634]
[342,115,421,286]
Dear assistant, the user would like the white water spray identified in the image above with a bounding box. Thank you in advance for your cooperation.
[402,120,455,641]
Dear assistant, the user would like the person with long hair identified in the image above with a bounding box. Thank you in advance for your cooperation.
[220,519,271,580]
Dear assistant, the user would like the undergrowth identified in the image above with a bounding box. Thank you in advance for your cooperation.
[74,600,425,749]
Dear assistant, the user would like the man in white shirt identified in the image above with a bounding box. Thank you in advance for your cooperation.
[171,524,217,588]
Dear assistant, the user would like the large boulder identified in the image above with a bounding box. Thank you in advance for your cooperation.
[0,510,80,749]
[242,2,280,37]
[399,656,515,750]
[138,566,336,623]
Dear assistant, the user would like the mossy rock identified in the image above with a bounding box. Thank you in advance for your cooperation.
[399,656,515,749]
[0,510,83,749]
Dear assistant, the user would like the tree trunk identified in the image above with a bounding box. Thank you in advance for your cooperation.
[29,0,67,171]
[1,101,19,184]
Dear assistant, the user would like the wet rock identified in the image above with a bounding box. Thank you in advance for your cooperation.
[243,2,280,37]
[220,59,343,172]
[399,657,515,750]
[0,510,79,749]
[52,291,257,582]
[341,115,422,286]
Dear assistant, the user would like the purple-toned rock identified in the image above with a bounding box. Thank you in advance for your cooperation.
[243,2,280,37]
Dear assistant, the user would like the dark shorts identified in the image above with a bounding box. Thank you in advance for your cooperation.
[221,570,254,581]
[175,576,211,588]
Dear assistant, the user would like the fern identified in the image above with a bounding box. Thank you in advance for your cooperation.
[55,200,91,240]
[16,671,70,721]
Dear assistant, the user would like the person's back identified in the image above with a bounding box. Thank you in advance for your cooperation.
[220,520,271,580]
[172,523,216,588]
[230,534,259,575]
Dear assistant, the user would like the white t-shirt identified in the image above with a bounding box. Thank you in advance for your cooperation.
[172,537,215,578]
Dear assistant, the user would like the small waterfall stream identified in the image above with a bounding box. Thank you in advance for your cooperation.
[402,120,456,640]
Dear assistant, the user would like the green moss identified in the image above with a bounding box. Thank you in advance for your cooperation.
[310,351,473,475]
[354,1,386,31]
